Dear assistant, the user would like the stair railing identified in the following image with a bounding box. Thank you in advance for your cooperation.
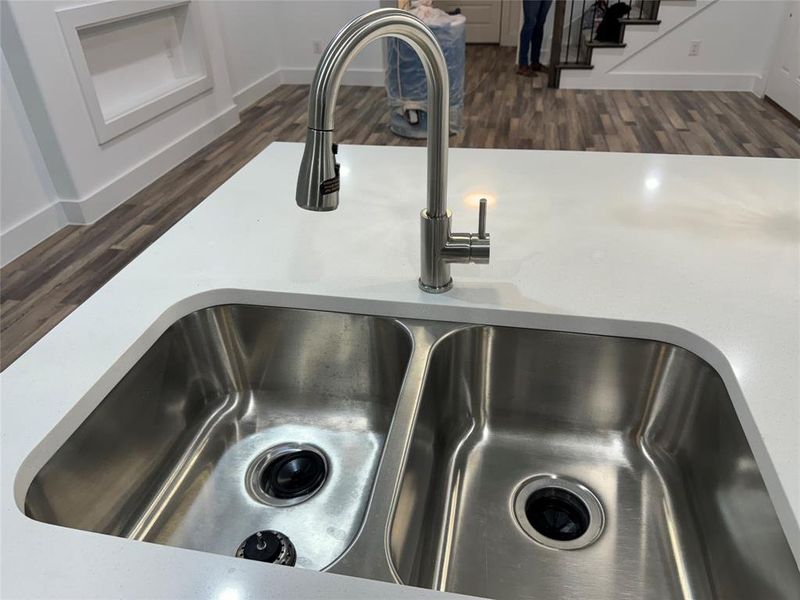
[548,0,661,88]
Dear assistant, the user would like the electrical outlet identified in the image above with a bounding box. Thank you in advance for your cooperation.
[312,40,323,54]
[689,41,701,56]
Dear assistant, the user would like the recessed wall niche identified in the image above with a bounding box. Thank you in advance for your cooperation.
[57,0,213,144]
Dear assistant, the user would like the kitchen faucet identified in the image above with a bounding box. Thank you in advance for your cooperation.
[295,8,489,293]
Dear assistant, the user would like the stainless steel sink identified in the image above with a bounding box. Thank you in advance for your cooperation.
[24,305,413,570]
[386,326,800,599]
[25,305,799,598]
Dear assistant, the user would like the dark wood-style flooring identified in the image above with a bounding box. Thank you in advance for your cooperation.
[2,46,798,369]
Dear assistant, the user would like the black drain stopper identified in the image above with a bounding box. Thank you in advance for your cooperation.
[525,487,591,542]
[261,450,327,500]
[235,530,297,566]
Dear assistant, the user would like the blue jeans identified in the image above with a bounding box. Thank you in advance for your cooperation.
[519,0,552,66]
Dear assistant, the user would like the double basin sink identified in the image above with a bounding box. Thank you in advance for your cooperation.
[25,305,799,598]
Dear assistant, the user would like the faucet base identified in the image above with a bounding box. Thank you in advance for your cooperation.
[418,278,453,294]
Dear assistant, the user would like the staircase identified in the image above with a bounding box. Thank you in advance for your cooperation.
[553,0,661,86]
[552,0,717,89]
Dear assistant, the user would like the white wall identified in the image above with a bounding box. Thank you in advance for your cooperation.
[1,51,65,264]
[1,0,239,251]
[561,0,787,91]
[615,0,786,92]
[215,0,283,111]
[764,1,800,119]
[216,0,383,112]
[273,0,383,85]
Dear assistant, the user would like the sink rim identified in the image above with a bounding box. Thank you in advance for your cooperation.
[13,301,752,525]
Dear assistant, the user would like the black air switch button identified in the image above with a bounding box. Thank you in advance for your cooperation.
[319,175,339,196]
[235,530,297,566]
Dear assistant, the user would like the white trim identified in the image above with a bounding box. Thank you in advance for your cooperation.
[752,75,768,98]
[2,104,239,261]
[280,67,384,87]
[560,70,764,92]
[232,68,283,112]
[61,105,239,224]
[0,203,67,267]
[56,0,214,144]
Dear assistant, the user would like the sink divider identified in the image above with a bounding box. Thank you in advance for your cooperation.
[327,320,469,580]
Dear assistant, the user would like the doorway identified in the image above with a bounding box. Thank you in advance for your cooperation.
[432,0,505,43]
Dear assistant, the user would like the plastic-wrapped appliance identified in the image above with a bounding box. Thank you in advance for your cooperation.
[385,0,466,139]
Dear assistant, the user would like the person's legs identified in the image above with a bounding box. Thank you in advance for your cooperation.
[530,0,553,68]
[518,0,537,67]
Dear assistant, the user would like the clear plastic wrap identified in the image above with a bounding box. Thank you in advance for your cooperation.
[385,3,466,139]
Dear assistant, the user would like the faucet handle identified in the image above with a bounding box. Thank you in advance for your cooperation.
[478,198,487,239]
[469,198,490,264]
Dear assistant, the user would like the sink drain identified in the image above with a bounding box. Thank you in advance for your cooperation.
[513,474,604,550]
[235,530,297,565]
[247,443,328,507]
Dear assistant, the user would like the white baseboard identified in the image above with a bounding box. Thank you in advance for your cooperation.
[560,70,763,92]
[233,66,385,112]
[281,67,384,87]
[3,67,384,262]
[61,105,240,224]
[751,75,767,97]
[0,202,67,266]
[233,68,283,112]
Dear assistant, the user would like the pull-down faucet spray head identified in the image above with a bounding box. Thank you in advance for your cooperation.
[296,129,339,211]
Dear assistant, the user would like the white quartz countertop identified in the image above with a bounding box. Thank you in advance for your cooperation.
[1,142,798,599]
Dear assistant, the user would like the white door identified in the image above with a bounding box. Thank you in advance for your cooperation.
[500,0,523,47]
[433,0,503,43]
[765,3,800,120]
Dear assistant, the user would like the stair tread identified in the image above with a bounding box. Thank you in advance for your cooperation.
[581,29,627,48]
[586,41,627,48]
[619,18,661,25]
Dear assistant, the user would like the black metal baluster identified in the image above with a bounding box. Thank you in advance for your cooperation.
[581,0,587,30]
[566,0,574,63]
[580,0,587,62]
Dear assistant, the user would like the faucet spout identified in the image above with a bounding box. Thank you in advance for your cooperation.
[296,8,489,292]
[297,8,449,216]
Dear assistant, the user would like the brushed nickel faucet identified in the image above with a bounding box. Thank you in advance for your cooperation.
[295,8,489,293]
